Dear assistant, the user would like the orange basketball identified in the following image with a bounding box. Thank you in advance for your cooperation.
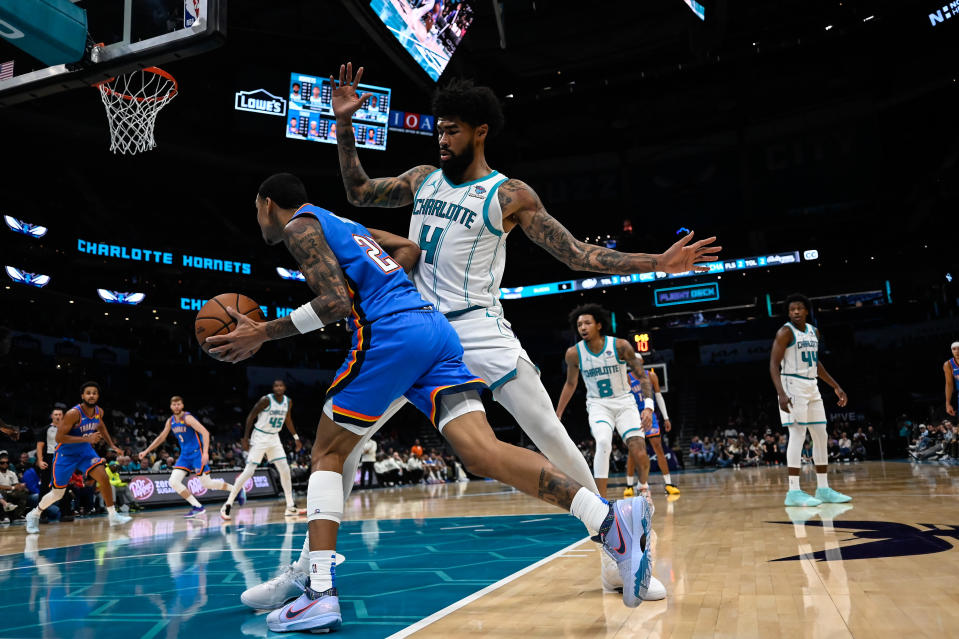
[194,293,266,357]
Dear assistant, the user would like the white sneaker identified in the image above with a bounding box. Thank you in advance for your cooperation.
[109,512,132,526]
[25,510,40,534]
[284,506,302,516]
[240,562,307,610]
[120,505,130,513]
[220,502,233,521]
[643,576,667,600]
[601,547,666,600]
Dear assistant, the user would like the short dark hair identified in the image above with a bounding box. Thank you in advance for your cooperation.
[258,173,308,210]
[80,381,100,394]
[432,79,505,138]
[784,293,812,314]
[568,304,612,334]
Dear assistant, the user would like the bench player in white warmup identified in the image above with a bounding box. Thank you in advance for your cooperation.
[770,293,851,507]
[239,63,720,609]
[221,380,302,520]
[555,304,653,501]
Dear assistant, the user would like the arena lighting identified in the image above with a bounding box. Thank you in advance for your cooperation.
[4,215,47,238]
[276,267,305,281]
[5,266,50,288]
[681,0,705,20]
[97,289,146,305]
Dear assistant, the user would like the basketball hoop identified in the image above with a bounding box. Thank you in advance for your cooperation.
[95,66,178,155]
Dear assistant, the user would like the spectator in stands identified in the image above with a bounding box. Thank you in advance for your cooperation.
[360,438,377,488]
[0,454,27,522]
[689,437,704,467]
[743,438,760,467]
[410,439,424,458]
[404,453,424,484]
[120,455,140,472]
[105,461,136,512]
[702,437,716,466]
[374,452,401,486]
[943,422,958,459]
[838,432,853,462]
[69,470,96,515]
[851,435,866,462]
[761,434,781,466]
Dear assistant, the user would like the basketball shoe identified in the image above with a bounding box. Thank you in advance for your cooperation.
[241,562,307,610]
[814,487,851,503]
[623,486,635,498]
[24,510,39,534]
[600,551,666,600]
[664,484,680,496]
[219,488,247,520]
[184,506,205,518]
[598,497,654,607]
[267,580,341,633]
[784,490,822,507]
[109,511,132,526]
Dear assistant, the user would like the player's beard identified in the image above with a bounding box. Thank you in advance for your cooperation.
[440,144,474,183]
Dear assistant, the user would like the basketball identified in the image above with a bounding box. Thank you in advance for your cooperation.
[194,293,266,356]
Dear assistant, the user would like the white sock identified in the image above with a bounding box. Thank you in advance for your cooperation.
[640,482,649,492]
[663,474,671,485]
[309,550,336,592]
[569,487,610,532]
[788,475,800,491]
[626,474,635,487]
[186,494,202,508]
[296,536,310,573]
[106,506,117,517]
[817,473,828,489]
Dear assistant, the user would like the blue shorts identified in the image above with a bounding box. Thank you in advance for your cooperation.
[644,413,661,438]
[326,309,486,429]
[174,449,210,475]
[52,444,104,489]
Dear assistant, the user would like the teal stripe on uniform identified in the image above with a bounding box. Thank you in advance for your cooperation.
[782,373,816,380]
[621,428,641,438]
[481,177,509,237]
[442,170,499,190]
[595,420,614,429]
[445,305,483,319]
[797,421,827,425]
[489,368,517,391]
[463,225,485,304]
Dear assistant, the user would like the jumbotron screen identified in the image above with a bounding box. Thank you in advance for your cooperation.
[286,73,391,150]
[369,0,475,81]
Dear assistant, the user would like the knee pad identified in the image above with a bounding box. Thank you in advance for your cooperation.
[307,471,343,523]
[169,469,188,493]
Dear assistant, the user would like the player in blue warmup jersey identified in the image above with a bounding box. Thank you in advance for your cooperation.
[206,173,656,631]
[627,368,679,496]
[139,396,240,518]
[25,382,132,533]
[943,341,959,419]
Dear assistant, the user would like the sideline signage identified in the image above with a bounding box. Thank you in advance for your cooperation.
[127,468,278,506]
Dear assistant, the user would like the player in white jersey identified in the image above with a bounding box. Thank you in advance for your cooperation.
[221,380,302,520]
[237,63,719,609]
[555,304,652,498]
[770,294,851,507]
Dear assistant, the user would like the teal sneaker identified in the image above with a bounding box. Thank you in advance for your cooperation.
[784,490,822,507]
[814,486,851,503]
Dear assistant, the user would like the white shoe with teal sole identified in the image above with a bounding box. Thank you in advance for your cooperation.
[784,490,822,507]
[814,486,851,503]
[600,497,654,608]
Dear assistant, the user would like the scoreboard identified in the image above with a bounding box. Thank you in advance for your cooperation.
[286,72,390,151]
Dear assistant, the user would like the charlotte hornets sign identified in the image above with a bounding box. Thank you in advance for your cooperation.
[234,89,287,116]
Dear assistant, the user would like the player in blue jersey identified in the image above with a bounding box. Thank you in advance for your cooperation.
[943,341,959,419]
[627,367,679,497]
[24,382,132,533]
[206,173,656,631]
[139,395,241,518]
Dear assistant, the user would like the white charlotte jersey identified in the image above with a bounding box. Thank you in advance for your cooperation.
[577,336,631,400]
[253,394,290,435]
[780,322,819,380]
[409,169,510,314]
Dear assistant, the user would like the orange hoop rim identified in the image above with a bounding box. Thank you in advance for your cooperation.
[94,66,178,103]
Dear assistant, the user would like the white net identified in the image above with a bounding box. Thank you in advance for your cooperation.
[96,67,178,155]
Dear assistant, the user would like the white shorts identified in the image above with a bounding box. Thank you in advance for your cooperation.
[778,376,826,427]
[586,395,644,442]
[447,307,535,390]
[247,432,286,465]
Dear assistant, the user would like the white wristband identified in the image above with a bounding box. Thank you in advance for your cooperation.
[289,302,325,333]
[293,434,300,440]
[644,398,654,411]
[655,392,669,420]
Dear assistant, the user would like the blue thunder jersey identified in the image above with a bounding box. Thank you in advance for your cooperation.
[290,205,429,326]
[66,404,101,442]
[950,358,959,389]
[171,412,201,454]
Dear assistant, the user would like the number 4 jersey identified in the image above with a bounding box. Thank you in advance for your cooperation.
[290,204,429,327]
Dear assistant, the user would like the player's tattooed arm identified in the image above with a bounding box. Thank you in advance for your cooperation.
[536,466,581,509]
[337,127,435,208]
[263,218,353,341]
[368,227,420,273]
[503,179,720,274]
[618,339,652,399]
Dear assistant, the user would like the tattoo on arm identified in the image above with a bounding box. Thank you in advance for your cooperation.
[281,219,352,326]
[337,126,434,208]
[536,466,581,510]
[506,180,659,274]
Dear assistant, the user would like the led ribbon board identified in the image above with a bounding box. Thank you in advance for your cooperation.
[654,283,720,307]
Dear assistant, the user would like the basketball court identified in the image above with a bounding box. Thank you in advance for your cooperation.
[2,1,958,637]
[1,463,956,638]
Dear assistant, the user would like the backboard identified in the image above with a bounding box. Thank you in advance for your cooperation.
[0,0,225,107]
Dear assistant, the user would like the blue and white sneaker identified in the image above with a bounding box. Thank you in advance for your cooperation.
[784,490,822,507]
[184,506,205,518]
[814,486,851,503]
[267,581,341,633]
[600,497,654,608]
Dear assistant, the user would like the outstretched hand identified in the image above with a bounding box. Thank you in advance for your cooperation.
[330,62,373,121]
[205,306,266,364]
[658,231,721,274]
